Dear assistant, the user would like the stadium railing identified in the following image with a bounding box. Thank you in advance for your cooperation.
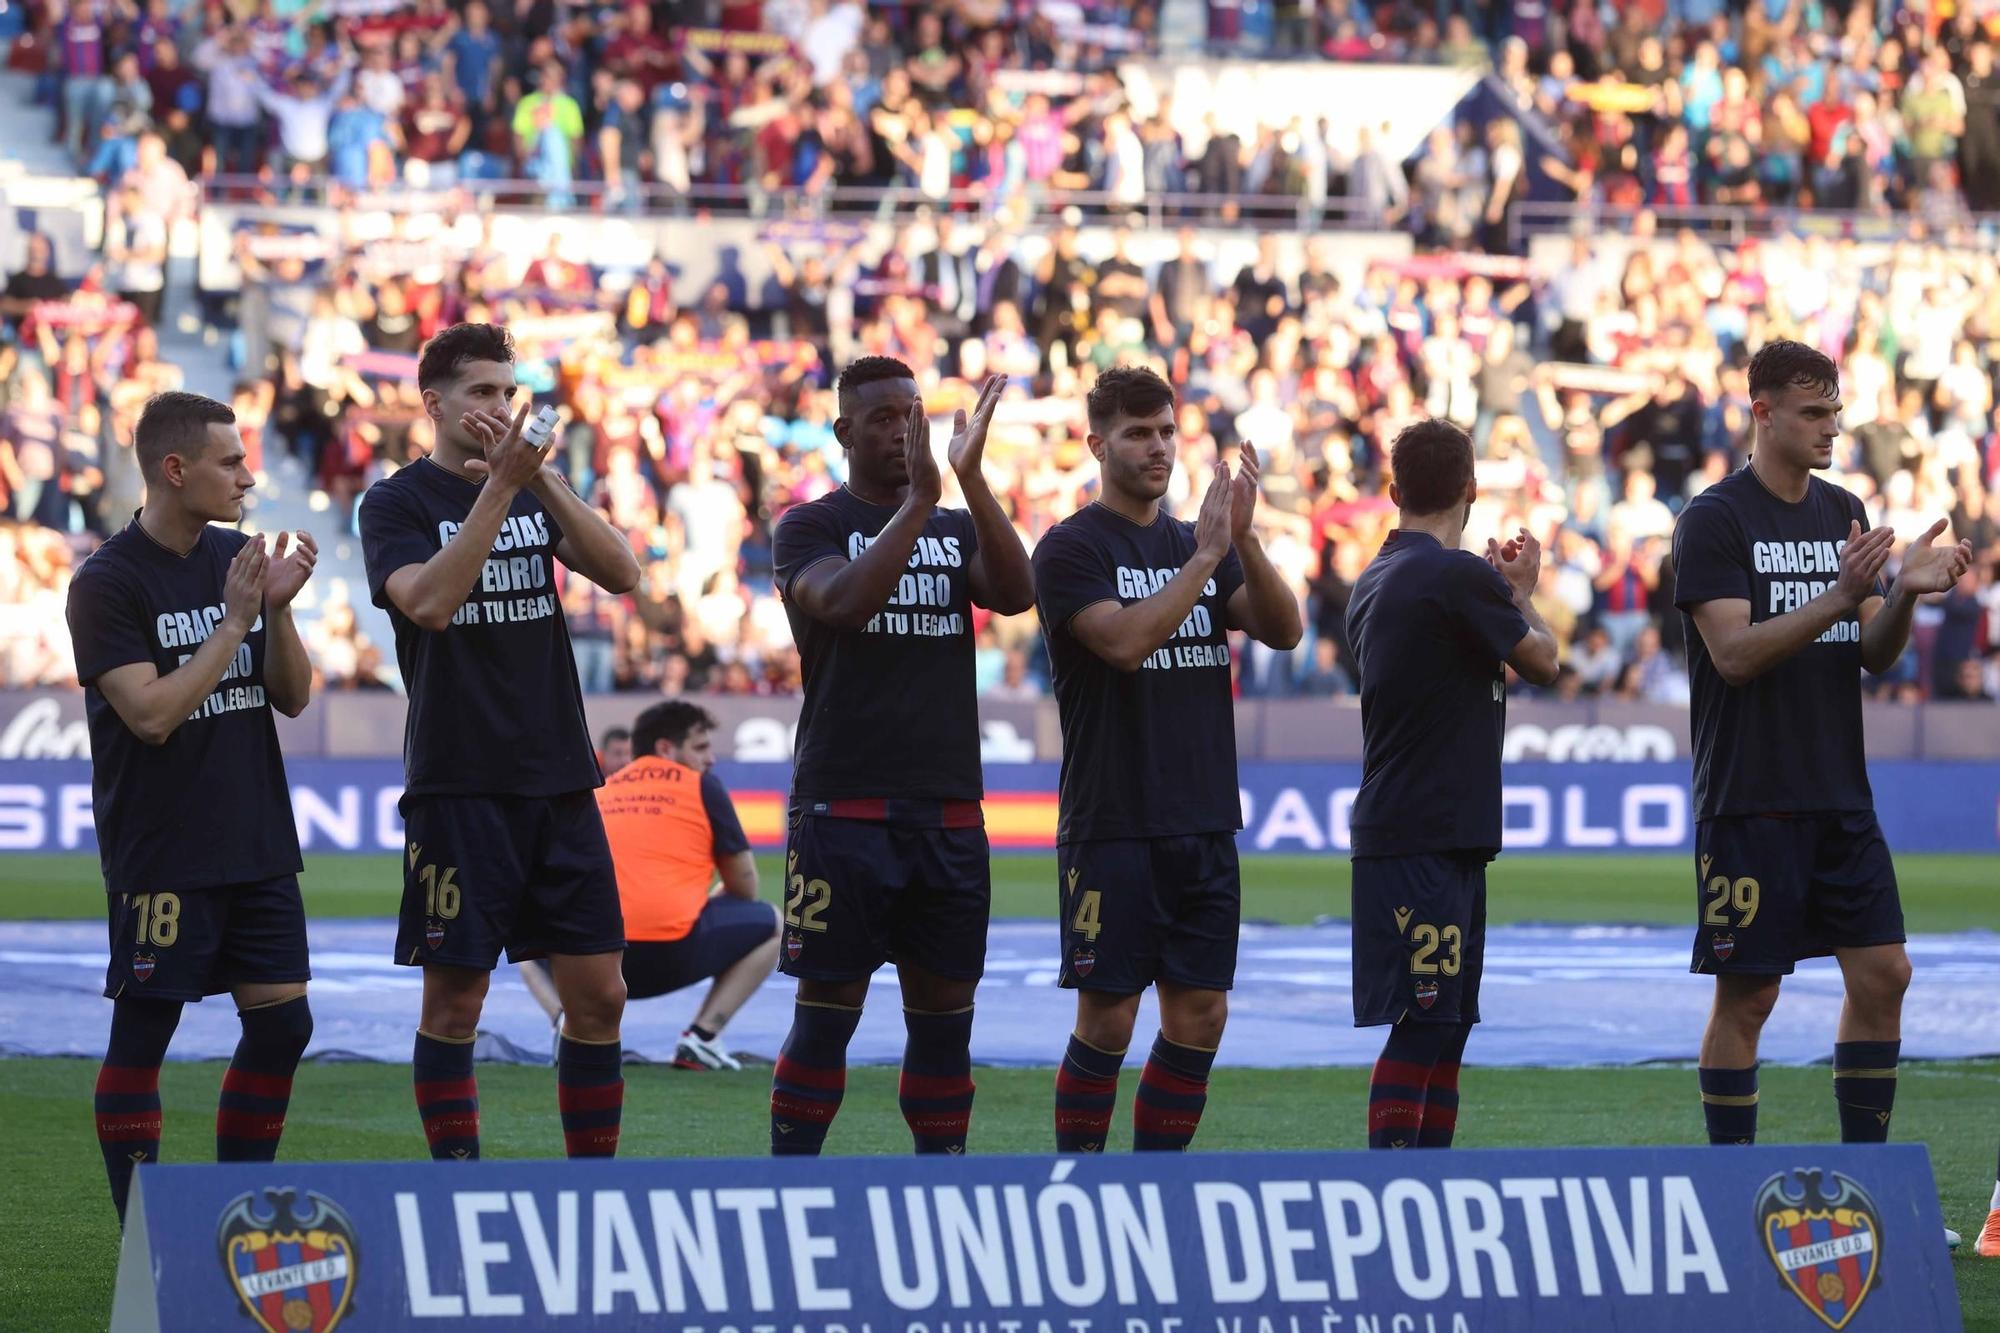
[1512,198,2000,248]
[197,176,1380,231]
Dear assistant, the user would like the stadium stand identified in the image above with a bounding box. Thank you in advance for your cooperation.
[1,0,1997,704]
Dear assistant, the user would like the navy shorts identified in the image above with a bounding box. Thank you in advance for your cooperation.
[1056,833,1240,994]
[1690,813,1904,975]
[1350,853,1487,1027]
[778,810,992,983]
[104,875,310,1003]
[396,792,625,970]
[626,896,780,999]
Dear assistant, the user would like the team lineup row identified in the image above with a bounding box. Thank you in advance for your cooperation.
[63,324,1976,1230]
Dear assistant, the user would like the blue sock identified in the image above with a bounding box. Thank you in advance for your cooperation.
[1832,1041,1899,1144]
[1698,1065,1758,1145]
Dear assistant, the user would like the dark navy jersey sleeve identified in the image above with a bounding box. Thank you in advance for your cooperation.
[66,561,155,685]
[772,500,848,602]
[700,770,751,857]
[1671,496,1754,609]
[1452,555,1530,666]
[1032,523,1119,632]
[358,479,436,611]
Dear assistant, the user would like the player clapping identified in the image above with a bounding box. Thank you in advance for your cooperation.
[359,323,640,1162]
[1032,366,1302,1153]
[67,392,320,1221]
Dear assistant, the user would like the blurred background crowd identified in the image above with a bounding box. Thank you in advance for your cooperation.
[2,0,1998,706]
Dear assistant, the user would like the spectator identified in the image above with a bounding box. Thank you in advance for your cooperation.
[513,61,585,207]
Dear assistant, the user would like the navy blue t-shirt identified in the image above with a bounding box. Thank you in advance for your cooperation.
[700,770,752,857]
[772,487,983,802]
[65,518,302,895]
[1346,530,1529,859]
[1032,503,1245,844]
[1672,466,1876,819]
[358,458,600,799]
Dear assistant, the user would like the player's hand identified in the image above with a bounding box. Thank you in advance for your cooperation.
[1485,526,1541,600]
[1835,520,1896,607]
[460,401,548,492]
[1195,459,1233,560]
[224,534,268,631]
[1230,441,1261,544]
[1891,517,1974,596]
[947,373,1006,482]
[262,530,318,610]
[904,395,943,509]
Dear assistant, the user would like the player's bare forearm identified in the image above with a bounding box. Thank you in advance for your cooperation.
[99,621,253,746]
[1072,550,1223,673]
[792,501,934,631]
[1227,533,1303,650]
[1508,591,1562,687]
[385,481,522,632]
[535,469,640,593]
[1692,590,1854,688]
[1860,584,1917,675]
[263,606,313,717]
[959,471,1034,614]
[718,851,759,900]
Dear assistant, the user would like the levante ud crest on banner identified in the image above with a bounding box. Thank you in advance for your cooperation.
[1756,1168,1883,1330]
[217,1187,358,1333]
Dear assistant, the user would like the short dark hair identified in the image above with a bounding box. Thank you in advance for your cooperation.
[599,726,631,749]
[1086,365,1175,437]
[632,700,719,757]
[835,355,916,412]
[1388,418,1475,516]
[135,391,235,481]
[1747,339,1839,402]
[417,322,514,392]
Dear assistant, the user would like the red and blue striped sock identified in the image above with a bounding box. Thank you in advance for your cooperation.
[413,1030,480,1161]
[1054,1034,1124,1152]
[556,1032,624,1158]
[1416,1022,1473,1148]
[771,1000,862,1156]
[899,1006,976,1155]
[1369,1020,1449,1149]
[1132,1033,1216,1152]
[95,999,182,1221]
[217,995,313,1162]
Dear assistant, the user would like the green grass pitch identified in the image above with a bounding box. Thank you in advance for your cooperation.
[2,852,1996,1330]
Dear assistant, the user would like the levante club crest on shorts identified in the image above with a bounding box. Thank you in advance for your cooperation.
[785,930,804,963]
[1071,946,1096,978]
[218,1187,359,1333]
[1712,932,1736,962]
[1414,979,1439,1009]
[131,952,156,983]
[424,919,445,951]
[1756,1168,1882,1330]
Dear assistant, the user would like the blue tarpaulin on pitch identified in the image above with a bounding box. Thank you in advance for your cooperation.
[2,919,1996,1067]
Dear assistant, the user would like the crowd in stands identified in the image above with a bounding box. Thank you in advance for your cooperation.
[3,0,1999,704]
[24,0,2000,230]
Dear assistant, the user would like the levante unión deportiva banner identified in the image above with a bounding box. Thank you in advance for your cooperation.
[109,1145,1959,1331]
